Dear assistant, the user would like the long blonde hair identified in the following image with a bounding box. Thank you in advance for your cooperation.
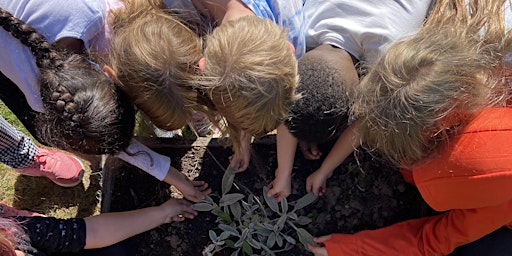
[108,0,203,130]
[352,0,512,167]
[198,15,299,153]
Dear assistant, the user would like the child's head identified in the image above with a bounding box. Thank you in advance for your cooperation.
[285,44,358,144]
[0,218,28,256]
[108,1,203,131]
[199,15,299,150]
[352,0,512,166]
[0,7,136,155]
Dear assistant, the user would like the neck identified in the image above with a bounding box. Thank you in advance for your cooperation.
[192,0,254,25]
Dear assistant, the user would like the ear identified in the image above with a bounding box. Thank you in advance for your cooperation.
[102,65,120,85]
[198,57,206,74]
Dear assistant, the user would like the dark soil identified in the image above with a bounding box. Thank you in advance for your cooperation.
[104,135,430,256]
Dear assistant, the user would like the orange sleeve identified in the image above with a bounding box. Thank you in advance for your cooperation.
[324,200,512,256]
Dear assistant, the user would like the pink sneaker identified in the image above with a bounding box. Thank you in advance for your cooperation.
[0,203,44,217]
[16,148,85,187]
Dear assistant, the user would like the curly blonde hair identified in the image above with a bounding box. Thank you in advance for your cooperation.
[352,0,512,167]
[108,0,203,130]
[198,15,299,153]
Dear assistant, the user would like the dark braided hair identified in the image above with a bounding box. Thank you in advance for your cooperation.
[0,7,135,155]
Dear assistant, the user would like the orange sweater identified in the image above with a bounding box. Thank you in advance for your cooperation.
[325,108,512,256]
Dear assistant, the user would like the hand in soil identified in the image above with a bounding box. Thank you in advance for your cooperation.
[165,166,212,202]
[229,130,253,172]
[308,235,330,256]
[267,170,292,201]
[306,169,332,196]
[160,198,198,223]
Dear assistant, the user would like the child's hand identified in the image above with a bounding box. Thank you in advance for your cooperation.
[159,198,198,223]
[167,166,212,202]
[229,130,252,172]
[267,170,292,201]
[306,169,332,196]
[308,235,331,256]
[299,141,322,160]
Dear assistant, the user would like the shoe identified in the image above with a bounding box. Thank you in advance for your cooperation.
[0,202,44,217]
[16,148,85,187]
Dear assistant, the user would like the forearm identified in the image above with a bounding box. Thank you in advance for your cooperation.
[115,138,170,181]
[317,120,361,174]
[276,123,298,176]
[84,207,165,249]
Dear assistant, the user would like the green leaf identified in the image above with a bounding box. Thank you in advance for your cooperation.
[230,249,240,256]
[293,193,317,212]
[220,193,245,207]
[267,232,276,248]
[297,228,316,251]
[209,230,218,242]
[280,196,288,213]
[295,216,313,225]
[192,203,215,211]
[242,241,253,255]
[247,236,262,249]
[222,165,236,195]
[262,186,279,213]
[218,211,233,224]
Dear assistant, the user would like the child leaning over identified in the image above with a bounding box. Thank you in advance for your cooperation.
[164,0,303,172]
[309,0,512,255]
[268,0,434,200]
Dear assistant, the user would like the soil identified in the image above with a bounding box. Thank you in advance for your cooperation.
[104,135,431,256]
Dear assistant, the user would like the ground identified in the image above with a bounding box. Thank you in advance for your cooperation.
[105,135,430,256]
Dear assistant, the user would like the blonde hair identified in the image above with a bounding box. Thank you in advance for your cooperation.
[352,0,512,167]
[108,0,203,130]
[198,15,299,153]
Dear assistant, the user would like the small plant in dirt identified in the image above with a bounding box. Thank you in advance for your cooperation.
[193,166,318,256]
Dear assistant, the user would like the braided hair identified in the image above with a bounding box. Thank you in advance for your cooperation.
[0,7,135,155]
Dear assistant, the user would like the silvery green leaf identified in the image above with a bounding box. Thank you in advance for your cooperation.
[276,215,287,232]
[293,193,317,212]
[262,186,279,213]
[248,194,255,204]
[267,232,276,248]
[280,197,288,213]
[192,203,214,211]
[241,227,249,240]
[276,234,283,247]
[219,224,239,236]
[230,249,240,256]
[203,194,215,204]
[222,165,236,195]
[219,231,231,240]
[209,230,218,242]
[204,244,215,254]
[242,201,252,211]
[263,223,274,230]
[230,201,242,220]
[234,237,244,248]
[247,236,262,249]
[287,212,298,220]
[282,234,296,244]
[220,193,245,206]
[254,226,272,237]
[297,228,316,251]
[295,216,313,225]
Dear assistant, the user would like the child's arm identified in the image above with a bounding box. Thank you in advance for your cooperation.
[116,138,211,202]
[84,198,197,249]
[268,123,298,201]
[230,130,253,172]
[306,120,361,196]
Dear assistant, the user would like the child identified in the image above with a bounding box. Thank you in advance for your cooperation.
[309,0,512,255]
[0,115,84,187]
[0,1,210,202]
[268,0,435,200]
[163,0,303,172]
[0,199,196,256]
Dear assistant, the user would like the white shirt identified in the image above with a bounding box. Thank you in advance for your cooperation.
[304,0,435,63]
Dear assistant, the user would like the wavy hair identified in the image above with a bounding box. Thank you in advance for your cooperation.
[352,0,512,166]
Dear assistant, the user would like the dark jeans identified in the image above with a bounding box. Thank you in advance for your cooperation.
[0,71,43,143]
[453,227,512,256]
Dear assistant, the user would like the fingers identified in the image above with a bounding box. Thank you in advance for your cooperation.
[314,235,332,243]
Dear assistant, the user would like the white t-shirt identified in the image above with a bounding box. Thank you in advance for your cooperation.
[0,0,170,181]
[304,0,435,63]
